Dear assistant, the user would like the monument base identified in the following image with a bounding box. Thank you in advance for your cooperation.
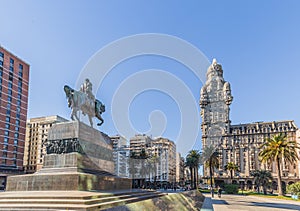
[6,121,131,191]
[6,171,131,191]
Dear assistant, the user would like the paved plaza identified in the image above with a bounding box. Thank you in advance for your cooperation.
[202,193,300,211]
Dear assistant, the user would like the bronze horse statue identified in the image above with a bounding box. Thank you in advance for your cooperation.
[64,85,105,127]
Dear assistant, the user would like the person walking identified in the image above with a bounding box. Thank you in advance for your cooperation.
[217,186,222,198]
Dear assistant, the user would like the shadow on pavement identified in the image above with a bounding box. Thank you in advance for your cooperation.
[211,198,229,205]
[249,202,300,210]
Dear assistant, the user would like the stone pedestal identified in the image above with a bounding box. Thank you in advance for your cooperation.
[6,121,131,191]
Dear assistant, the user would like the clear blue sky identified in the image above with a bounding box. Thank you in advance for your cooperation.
[1,0,300,156]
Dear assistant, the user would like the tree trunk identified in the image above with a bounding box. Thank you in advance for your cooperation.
[196,166,199,189]
[263,186,267,195]
[230,170,233,184]
[276,158,283,196]
[210,159,214,197]
[193,167,197,190]
[190,167,193,189]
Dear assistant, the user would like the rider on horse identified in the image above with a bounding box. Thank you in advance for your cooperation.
[80,78,95,115]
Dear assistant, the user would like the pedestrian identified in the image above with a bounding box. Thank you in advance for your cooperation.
[217,186,222,198]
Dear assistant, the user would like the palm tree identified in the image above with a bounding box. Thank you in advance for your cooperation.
[185,156,195,189]
[186,150,201,189]
[251,170,272,194]
[224,162,239,183]
[202,144,219,197]
[259,133,300,196]
[128,152,138,188]
[147,155,159,188]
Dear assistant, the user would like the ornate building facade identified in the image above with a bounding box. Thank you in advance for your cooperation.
[200,59,300,190]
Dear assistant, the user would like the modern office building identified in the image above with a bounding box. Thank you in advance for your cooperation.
[110,135,129,178]
[200,59,300,190]
[23,115,67,173]
[0,46,30,189]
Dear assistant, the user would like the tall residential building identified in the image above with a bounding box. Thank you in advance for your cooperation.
[176,152,185,185]
[200,59,300,191]
[24,115,67,173]
[129,135,177,184]
[129,134,152,185]
[150,137,176,183]
[129,134,152,156]
[0,46,30,189]
[110,135,129,178]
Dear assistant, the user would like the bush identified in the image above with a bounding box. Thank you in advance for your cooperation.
[224,184,239,194]
[287,182,300,197]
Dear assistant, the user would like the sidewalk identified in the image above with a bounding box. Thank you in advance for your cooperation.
[201,193,214,211]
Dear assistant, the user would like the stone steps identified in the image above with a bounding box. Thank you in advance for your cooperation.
[0,190,167,210]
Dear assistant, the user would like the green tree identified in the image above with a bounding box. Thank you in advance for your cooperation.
[224,162,239,182]
[251,170,272,194]
[259,133,300,196]
[202,144,219,197]
[186,150,201,189]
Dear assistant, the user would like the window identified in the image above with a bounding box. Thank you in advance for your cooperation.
[2,159,7,165]
[15,119,20,126]
[18,80,22,88]
[4,137,8,143]
[17,93,21,100]
[7,96,12,102]
[10,58,14,66]
[3,145,8,150]
[2,151,7,157]
[19,64,23,77]
[0,52,3,67]
[8,81,12,89]
[18,87,22,93]
[6,116,10,122]
[14,139,18,145]
[4,130,9,136]
[9,66,14,72]
[5,123,10,129]
[7,103,11,110]
[6,110,10,115]
[8,89,12,96]
[9,72,13,81]
[13,146,17,152]
[17,99,21,106]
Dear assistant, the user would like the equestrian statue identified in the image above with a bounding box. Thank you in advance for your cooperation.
[64,78,105,127]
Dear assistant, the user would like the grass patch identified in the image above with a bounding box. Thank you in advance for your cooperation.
[199,188,215,193]
[238,191,297,201]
